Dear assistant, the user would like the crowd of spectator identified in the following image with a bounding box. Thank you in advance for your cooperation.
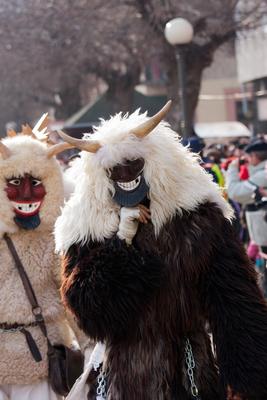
[183,133,267,296]
[58,130,267,296]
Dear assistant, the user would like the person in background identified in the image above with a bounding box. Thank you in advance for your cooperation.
[203,148,225,188]
[181,136,223,184]
[234,143,249,180]
[221,143,249,180]
[181,135,205,155]
[227,140,267,295]
[227,140,267,205]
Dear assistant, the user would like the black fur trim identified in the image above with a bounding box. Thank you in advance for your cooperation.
[61,202,267,399]
[61,237,164,342]
[200,212,267,400]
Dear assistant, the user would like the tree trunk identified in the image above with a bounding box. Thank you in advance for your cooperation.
[164,43,214,135]
[106,80,136,115]
[164,49,180,129]
[105,66,141,114]
[185,63,204,133]
[55,77,83,119]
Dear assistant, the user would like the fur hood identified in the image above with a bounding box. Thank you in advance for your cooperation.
[55,110,233,253]
[0,135,65,236]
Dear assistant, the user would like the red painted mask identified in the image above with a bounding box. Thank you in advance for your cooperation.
[5,174,46,218]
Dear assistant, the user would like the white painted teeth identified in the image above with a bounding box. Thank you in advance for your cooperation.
[12,202,41,214]
[117,175,141,191]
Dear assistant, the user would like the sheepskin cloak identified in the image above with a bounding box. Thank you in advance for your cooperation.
[0,136,74,385]
[0,231,73,385]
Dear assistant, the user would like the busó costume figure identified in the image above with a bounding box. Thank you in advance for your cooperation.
[0,118,81,400]
[56,102,267,400]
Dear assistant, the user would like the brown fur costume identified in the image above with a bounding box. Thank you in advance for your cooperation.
[61,202,267,400]
[55,104,267,399]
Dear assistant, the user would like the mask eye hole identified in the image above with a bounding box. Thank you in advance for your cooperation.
[124,159,137,165]
[32,178,42,187]
[8,178,21,186]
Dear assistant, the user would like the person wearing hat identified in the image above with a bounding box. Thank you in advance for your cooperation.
[226,140,267,205]
[227,140,267,297]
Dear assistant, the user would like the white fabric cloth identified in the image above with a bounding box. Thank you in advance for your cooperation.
[246,208,267,246]
[66,342,106,400]
[0,380,61,400]
[117,206,140,244]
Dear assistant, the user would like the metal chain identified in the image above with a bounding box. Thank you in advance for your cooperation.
[0,326,23,333]
[94,342,199,400]
[185,338,201,399]
[0,323,36,334]
[96,368,107,400]
[94,340,200,400]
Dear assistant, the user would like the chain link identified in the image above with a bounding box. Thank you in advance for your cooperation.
[185,338,201,399]
[0,321,38,334]
[0,327,23,333]
[94,339,200,400]
[96,368,107,400]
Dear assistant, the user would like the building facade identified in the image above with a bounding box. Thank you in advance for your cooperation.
[236,21,267,134]
[196,45,239,123]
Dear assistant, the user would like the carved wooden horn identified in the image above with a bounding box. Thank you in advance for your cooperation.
[130,100,172,138]
[57,100,172,151]
[46,142,74,158]
[0,142,11,159]
[32,113,49,135]
[57,130,101,153]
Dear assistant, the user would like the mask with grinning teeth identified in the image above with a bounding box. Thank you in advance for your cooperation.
[5,174,46,230]
[108,158,149,207]
[56,102,173,211]
[0,114,74,234]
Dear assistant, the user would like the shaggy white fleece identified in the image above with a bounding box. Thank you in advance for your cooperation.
[0,135,77,385]
[55,110,233,253]
[0,135,65,236]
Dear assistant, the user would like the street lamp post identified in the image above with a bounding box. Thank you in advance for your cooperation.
[164,18,194,138]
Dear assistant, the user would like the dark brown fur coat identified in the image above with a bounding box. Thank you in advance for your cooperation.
[61,202,267,400]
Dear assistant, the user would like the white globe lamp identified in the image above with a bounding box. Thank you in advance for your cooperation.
[164,18,193,46]
[164,18,194,138]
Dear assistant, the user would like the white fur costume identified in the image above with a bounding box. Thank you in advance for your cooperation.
[0,133,78,400]
[55,110,232,252]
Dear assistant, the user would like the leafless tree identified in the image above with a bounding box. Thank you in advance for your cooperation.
[0,0,265,132]
[0,0,147,130]
[128,0,266,129]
